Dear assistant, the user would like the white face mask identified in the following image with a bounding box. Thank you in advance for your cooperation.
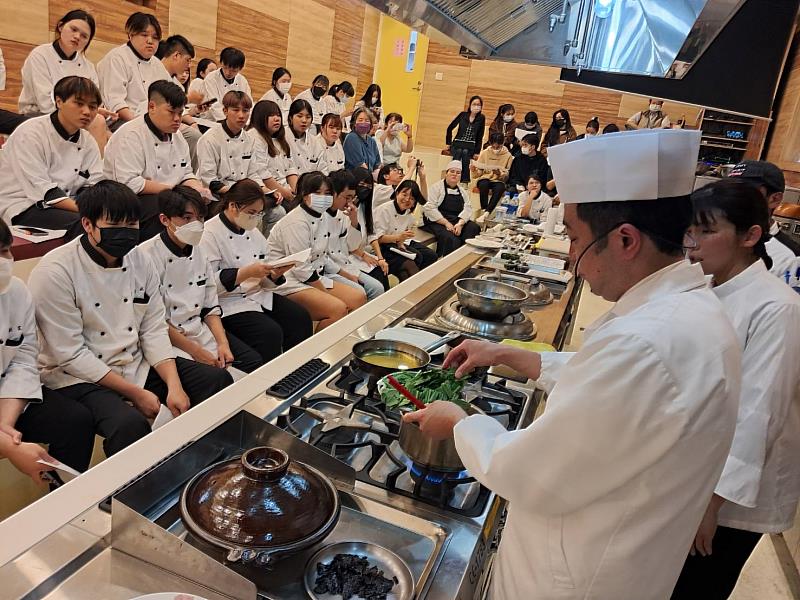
[649,103,661,112]
[371,96,379,104]
[470,105,481,113]
[173,220,204,246]
[0,257,12,294]
[309,193,334,213]
[502,114,514,123]
[277,81,292,94]
[340,95,349,103]
[520,146,531,155]
[235,211,262,231]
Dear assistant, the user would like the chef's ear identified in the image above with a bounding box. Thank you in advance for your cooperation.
[158,213,172,228]
[617,223,641,254]
[80,216,95,236]
[741,224,762,249]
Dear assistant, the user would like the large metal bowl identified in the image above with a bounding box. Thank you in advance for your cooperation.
[454,278,528,320]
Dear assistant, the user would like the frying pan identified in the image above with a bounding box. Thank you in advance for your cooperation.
[351,331,461,380]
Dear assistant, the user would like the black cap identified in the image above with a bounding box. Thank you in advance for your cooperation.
[728,160,785,194]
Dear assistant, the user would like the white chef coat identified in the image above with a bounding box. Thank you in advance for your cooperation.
[520,190,552,221]
[295,88,326,127]
[267,203,341,295]
[712,260,800,533]
[454,261,741,600]
[0,48,6,91]
[372,183,395,208]
[337,203,374,273]
[766,222,798,279]
[288,128,324,175]
[196,122,261,190]
[28,236,175,390]
[0,278,42,401]
[328,211,367,273]
[202,69,252,122]
[199,213,279,315]
[96,43,169,116]
[104,115,196,194]
[187,78,212,120]
[424,179,473,224]
[260,87,291,124]
[139,232,223,359]
[19,42,98,115]
[0,113,103,223]
[313,134,344,174]
[247,129,299,187]
[372,200,415,244]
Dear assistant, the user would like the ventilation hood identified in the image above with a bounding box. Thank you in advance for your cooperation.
[366,0,746,78]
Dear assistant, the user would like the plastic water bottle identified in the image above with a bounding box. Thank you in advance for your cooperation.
[496,193,511,222]
[511,193,520,217]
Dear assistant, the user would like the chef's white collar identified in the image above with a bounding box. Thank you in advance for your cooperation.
[712,259,767,299]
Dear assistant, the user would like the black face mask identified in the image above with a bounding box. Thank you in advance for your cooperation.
[312,86,326,100]
[555,118,565,126]
[94,226,139,258]
[356,186,372,204]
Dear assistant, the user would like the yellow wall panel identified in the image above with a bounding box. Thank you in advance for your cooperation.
[0,0,49,45]
[286,0,334,87]
[468,59,563,97]
[170,0,218,50]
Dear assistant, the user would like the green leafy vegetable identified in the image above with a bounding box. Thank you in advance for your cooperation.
[379,368,468,411]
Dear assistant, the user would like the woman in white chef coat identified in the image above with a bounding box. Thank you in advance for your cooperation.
[372,158,427,208]
[96,12,169,126]
[321,81,354,124]
[404,129,743,600]
[200,179,312,362]
[18,9,114,151]
[671,179,800,599]
[267,172,367,330]
[518,174,552,222]
[314,113,345,174]
[201,47,252,123]
[348,167,390,290]
[187,57,216,107]
[372,180,437,281]
[286,99,323,176]
[259,67,292,124]
[0,76,103,240]
[295,74,329,133]
[423,160,480,256]
[0,219,96,478]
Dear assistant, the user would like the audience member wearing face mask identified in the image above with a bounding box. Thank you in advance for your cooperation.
[576,117,600,140]
[626,98,671,130]
[445,95,485,184]
[508,133,550,193]
[472,132,513,213]
[343,107,381,172]
[511,111,542,156]
[295,74,330,132]
[541,108,577,155]
[354,83,384,129]
[487,103,517,151]
[259,67,292,124]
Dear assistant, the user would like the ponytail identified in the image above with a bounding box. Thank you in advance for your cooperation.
[754,232,773,270]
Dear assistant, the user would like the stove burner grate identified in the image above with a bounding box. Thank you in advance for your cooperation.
[436,301,536,341]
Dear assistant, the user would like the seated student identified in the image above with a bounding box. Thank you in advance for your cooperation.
[295,74,329,132]
[200,179,312,361]
[104,80,212,240]
[371,180,437,281]
[197,91,260,195]
[511,111,542,156]
[260,67,293,124]
[508,133,550,192]
[188,58,216,105]
[424,160,480,256]
[347,167,390,290]
[0,219,96,477]
[327,169,385,300]
[354,83,384,129]
[373,157,428,207]
[602,123,620,134]
[0,76,103,240]
[486,103,517,151]
[518,175,551,222]
[575,116,600,140]
[287,99,322,176]
[97,12,169,126]
[377,112,413,165]
[268,172,367,330]
[27,181,232,460]
[139,186,263,373]
[0,48,29,135]
[321,81,355,126]
[472,131,513,213]
[343,107,381,172]
[314,113,345,174]
[202,47,252,123]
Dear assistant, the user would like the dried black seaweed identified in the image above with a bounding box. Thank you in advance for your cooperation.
[313,553,396,600]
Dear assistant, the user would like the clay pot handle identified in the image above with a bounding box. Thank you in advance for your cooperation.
[241,447,290,481]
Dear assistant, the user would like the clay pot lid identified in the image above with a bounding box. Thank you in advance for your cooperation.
[182,447,338,549]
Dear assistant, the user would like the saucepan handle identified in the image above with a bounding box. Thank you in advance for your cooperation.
[423,330,461,353]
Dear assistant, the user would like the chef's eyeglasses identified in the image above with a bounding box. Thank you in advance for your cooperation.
[235,203,265,218]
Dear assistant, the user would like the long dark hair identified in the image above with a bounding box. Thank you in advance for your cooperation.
[392,180,426,206]
[328,81,354,99]
[691,179,773,270]
[298,171,333,199]
[288,98,313,137]
[249,100,290,157]
[492,103,514,128]
[55,9,96,50]
[359,83,382,108]
[271,67,291,89]
[545,108,572,146]
[223,179,265,211]
[352,166,375,236]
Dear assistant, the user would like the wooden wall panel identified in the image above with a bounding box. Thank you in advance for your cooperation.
[0,41,35,110]
[561,84,625,131]
[416,62,470,148]
[286,0,335,89]
[330,0,364,76]
[360,4,380,66]
[169,0,217,50]
[766,34,800,171]
[468,60,563,98]
[426,41,469,67]
[230,0,286,20]
[356,62,374,99]
[0,0,49,45]
[466,86,563,130]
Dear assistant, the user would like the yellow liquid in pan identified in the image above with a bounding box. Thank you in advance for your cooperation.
[360,351,421,370]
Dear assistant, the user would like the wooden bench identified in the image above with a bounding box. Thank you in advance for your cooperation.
[11,235,65,261]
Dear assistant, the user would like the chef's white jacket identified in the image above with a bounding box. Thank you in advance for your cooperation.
[287,129,323,175]
[19,43,98,115]
[313,134,345,174]
[713,259,800,533]
[336,203,373,273]
[766,222,798,279]
[521,190,552,221]
[295,89,326,126]
[372,183,395,208]
[260,87,291,124]
[103,115,196,194]
[267,203,341,294]
[28,237,175,390]
[424,179,473,224]
[199,213,279,314]
[201,69,252,122]
[0,114,103,223]
[96,43,169,116]
[0,278,42,401]
[371,200,415,244]
[196,122,261,191]
[247,129,299,188]
[454,261,741,600]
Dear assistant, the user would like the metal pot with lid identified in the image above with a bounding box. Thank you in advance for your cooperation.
[180,446,340,567]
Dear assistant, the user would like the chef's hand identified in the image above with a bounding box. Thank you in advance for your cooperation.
[217,343,234,369]
[128,387,161,419]
[691,494,724,557]
[190,342,219,367]
[166,386,191,417]
[443,339,500,378]
[7,442,57,484]
[242,263,273,281]
[400,229,415,242]
[377,258,389,274]
[453,222,464,236]
[444,222,456,233]
[402,401,468,441]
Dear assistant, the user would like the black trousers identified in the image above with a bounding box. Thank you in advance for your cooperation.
[450,142,474,182]
[476,179,505,212]
[137,194,165,241]
[671,526,763,600]
[364,265,390,291]
[12,204,84,240]
[381,241,438,279]
[426,220,481,257]
[225,331,265,373]
[222,296,313,363]
[0,109,29,135]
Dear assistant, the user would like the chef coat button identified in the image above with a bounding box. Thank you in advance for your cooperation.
[172,164,176,168]
[194,304,199,308]
[75,168,78,172]
[123,298,128,302]
[168,284,172,288]
[245,236,249,240]
[128,327,133,332]
[229,236,233,240]
[168,258,173,263]
[98,354,102,359]
[77,147,81,151]
[173,306,178,310]
[122,268,127,272]
[189,257,192,260]
[235,256,239,259]
[100,331,105,336]
[157,166,161,169]
[95,302,100,307]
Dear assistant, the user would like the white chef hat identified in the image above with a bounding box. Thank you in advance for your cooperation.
[547,129,701,204]
[446,160,462,172]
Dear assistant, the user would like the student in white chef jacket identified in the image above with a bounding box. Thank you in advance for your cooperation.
[671,179,800,599]
[202,47,252,123]
[104,80,212,241]
[327,169,385,300]
[139,186,263,373]
[406,129,742,600]
[372,158,428,207]
[197,91,261,196]
[0,219,96,478]
[28,182,233,460]
[0,76,103,240]
[295,74,329,133]
[267,172,367,330]
[518,174,552,222]
[287,99,324,176]
[345,167,391,290]
[423,160,480,256]
[313,113,346,174]
[96,12,170,126]
[259,67,292,125]
[187,58,216,110]
[321,81,355,129]
[199,179,313,363]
